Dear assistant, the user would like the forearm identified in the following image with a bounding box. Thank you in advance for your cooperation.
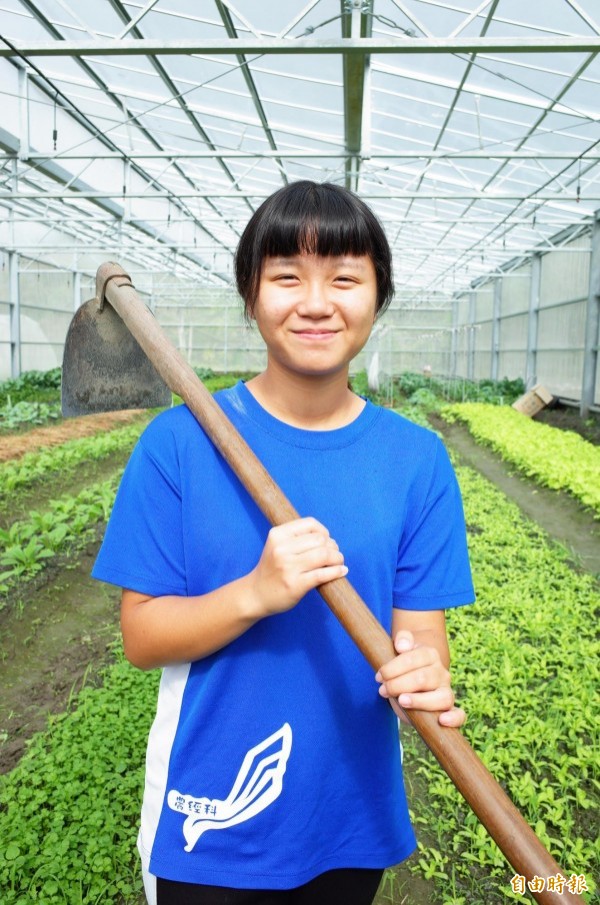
[392,608,450,668]
[121,573,263,670]
[409,624,451,670]
[121,518,348,670]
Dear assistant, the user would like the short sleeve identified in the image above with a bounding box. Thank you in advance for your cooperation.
[92,427,188,597]
[393,440,474,611]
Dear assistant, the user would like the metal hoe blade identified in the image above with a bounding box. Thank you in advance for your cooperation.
[61,296,172,416]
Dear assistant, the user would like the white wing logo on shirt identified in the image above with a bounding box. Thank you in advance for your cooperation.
[167,723,292,852]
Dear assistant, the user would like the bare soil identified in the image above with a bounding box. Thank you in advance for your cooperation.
[431,414,600,576]
[0,414,136,774]
[0,446,137,531]
[0,409,147,462]
[534,400,600,446]
[0,528,119,773]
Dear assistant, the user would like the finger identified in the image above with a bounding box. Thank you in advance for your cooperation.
[393,685,455,712]
[284,533,339,557]
[296,563,349,595]
[376,645,438,683]
[297,544,345,573]
[377,658,449,696]
[393,630,415,654]
[438,706,466,728]
[286,517,330,539]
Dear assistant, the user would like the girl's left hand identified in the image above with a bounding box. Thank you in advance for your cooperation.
[375,630,466,727]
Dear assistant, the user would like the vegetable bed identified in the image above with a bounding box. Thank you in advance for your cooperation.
[400,460,598,904]
[441,403,600,519]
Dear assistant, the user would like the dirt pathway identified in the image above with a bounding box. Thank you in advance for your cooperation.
[0,409,147,462]
[0,530,120,773]
[433,415,600,576]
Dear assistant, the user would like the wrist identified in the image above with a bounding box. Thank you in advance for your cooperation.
[236,570,271,622]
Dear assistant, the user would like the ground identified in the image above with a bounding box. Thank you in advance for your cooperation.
[534,399,600,446]
[430,414,600,576]
[0,402,598,904]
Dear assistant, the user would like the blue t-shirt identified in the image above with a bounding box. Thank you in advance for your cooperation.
[92,382,474,889]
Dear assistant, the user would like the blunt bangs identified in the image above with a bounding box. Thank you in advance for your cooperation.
[235,181,394,318]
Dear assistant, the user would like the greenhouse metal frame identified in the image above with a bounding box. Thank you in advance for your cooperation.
[0,0,599,412]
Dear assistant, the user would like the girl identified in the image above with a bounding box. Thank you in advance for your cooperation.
[93,180,474,905]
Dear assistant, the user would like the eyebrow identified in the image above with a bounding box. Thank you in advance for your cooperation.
[264,256,368,270]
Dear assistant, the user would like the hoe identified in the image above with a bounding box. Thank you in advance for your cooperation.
[62,262,584,905]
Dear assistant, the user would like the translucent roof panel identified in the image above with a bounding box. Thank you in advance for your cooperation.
[0,0,598,296]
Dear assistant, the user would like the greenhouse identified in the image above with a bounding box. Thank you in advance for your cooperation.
[0,3,598,905]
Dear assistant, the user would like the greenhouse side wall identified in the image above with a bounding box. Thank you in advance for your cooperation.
[0,252,8,378]
[450,228,599,408]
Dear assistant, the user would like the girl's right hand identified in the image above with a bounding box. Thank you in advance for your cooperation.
[247,517,348,617]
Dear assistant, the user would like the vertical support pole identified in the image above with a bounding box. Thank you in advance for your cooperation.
[342,0,372,192]
[123,158,131,223]
[17,66,30,161]
[467,290,476,381]
[526,253,541,390]
[224,290,229,373]
[450,295,458,377]
[73,269,81,312]
[580,210,600,418]
[491,277,501,381]
[9,252,21,379]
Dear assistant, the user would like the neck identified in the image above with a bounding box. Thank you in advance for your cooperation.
[245,362,364,430]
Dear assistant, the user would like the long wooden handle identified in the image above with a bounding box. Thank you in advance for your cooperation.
[97,263,582,904]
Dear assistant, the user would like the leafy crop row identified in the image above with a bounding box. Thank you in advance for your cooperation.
[442,402,600,518]
[0,398,61,431]
[0,422,144,497]
[0,646,158,905]
[351,369,525,413]
[402,463,599,904]
[0,368,61,407]
[396,372,525,405]
[0,479,118,591]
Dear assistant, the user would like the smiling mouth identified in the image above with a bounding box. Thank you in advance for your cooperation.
[292,330,339,338]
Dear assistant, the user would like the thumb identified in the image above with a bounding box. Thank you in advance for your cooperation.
[393,629,415,654]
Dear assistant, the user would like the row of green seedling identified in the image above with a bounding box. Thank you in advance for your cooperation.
[0,398,61,431]
[0,368,61,407]
[401,461,598,904]
[0,448,597,903]
[442,402,600,518]
[0,421,146,498]
[350,370,525,408]
[0,479,118,592]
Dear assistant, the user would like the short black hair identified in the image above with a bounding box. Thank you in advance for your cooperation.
[234,180,394,319]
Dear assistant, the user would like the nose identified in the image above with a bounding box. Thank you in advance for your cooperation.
[296,279,334,318]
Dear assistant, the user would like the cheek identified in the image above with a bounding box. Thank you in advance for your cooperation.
[253,294,293,325]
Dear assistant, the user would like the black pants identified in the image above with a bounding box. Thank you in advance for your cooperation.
[156,868,384,905]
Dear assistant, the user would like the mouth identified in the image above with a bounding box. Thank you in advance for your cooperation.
[291,329,339,340]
